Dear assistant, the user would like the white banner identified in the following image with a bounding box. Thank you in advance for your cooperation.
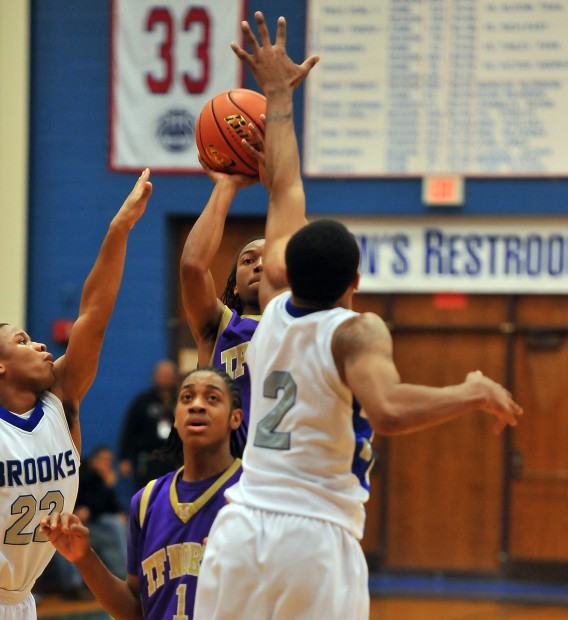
[304,1,568,177]
[335,217,568,293]
[110,0,245,172]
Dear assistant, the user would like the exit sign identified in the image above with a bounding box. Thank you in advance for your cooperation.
[422,176,465,206]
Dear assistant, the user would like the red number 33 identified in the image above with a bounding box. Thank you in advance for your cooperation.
[145,6,210,95]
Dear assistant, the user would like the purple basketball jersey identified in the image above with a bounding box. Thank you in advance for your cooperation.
[128,461,242,620]
[210,306,260,455]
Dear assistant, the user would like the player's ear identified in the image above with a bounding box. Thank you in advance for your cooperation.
[230,407,243,430]
[353,271,361,292]
[0,361,5,376]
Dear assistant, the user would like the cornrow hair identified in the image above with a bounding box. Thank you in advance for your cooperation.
[220,236,264,315]
[220,267,242,315]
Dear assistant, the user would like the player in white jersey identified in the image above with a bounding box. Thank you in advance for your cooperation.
[194,14,523,620]
[0,169,152,619]
[234,297,372,540]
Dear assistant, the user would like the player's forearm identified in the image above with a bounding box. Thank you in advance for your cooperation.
[264,88,307,244]
[77,219,130,326]
[368,382,485,435]
[74,548,142,620]
[181,182,238,273]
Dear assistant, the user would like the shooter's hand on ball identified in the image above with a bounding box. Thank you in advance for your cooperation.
[198,156,259,191]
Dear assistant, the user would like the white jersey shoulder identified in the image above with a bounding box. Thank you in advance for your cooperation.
[227,291,374,539]
[0,391,80,604]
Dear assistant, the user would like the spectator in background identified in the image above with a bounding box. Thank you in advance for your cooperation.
[118,360,179,493]
[76,445,128,579]
[38,444,129,601]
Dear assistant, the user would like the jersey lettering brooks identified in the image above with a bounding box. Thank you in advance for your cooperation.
[0,391,79,599]
[0,451,76,487]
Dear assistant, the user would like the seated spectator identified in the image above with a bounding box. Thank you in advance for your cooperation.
[76,445,128,579]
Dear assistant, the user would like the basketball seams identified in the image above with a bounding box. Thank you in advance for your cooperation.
[227,90,266,139]
[196,96,242,173]
[195,111,208,167]
[196,88,266,176]
[211,92,257,173]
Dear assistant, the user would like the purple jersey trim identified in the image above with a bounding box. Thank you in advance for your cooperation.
[210,306,259,456]
[127,462,242,619]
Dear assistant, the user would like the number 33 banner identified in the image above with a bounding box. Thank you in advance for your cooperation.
[110,0,246,172]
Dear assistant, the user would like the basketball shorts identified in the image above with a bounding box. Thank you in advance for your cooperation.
[0,593,36,620]
[194,503,369,620]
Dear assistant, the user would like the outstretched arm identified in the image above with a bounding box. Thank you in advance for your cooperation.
[39,513,143,620]
[333,313,523,436]
[180,160,259,364]
[231,12,319,308]
[51,169,152,452]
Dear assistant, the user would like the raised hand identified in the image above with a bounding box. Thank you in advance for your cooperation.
[114,168,153,230]
[231,12,319,95]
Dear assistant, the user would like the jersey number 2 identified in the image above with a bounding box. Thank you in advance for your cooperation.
[4,491,64,544]
[254,371,296,450]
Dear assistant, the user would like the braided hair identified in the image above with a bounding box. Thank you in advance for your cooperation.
[220,236,264,315]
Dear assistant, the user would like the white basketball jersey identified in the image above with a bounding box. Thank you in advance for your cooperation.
[0,392,80,604]
[226,291,374,539]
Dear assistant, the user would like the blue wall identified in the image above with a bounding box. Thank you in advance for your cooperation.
[28,1,568,456]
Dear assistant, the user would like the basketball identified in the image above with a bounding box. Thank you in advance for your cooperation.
[195,89,266,176]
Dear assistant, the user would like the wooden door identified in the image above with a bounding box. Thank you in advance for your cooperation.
[508,296,568,577]
[382,294,509,572]
[171,219,568,577]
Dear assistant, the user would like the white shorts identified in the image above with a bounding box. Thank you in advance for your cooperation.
[194,503,369,620]
[0,593,36,620]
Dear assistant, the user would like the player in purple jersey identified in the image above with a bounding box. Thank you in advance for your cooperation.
[209,307,257,455]
[40,367,243,620]
[180,155,267,457]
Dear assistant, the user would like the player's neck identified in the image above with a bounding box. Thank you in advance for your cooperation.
[0,386,39,415]
[181,449,235,482]
[241,301,260,316]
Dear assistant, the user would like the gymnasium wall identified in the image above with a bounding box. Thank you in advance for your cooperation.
[1,1,29,327]
[27,0,568,457]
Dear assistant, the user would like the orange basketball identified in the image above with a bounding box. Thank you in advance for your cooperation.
[195,88,266,176]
